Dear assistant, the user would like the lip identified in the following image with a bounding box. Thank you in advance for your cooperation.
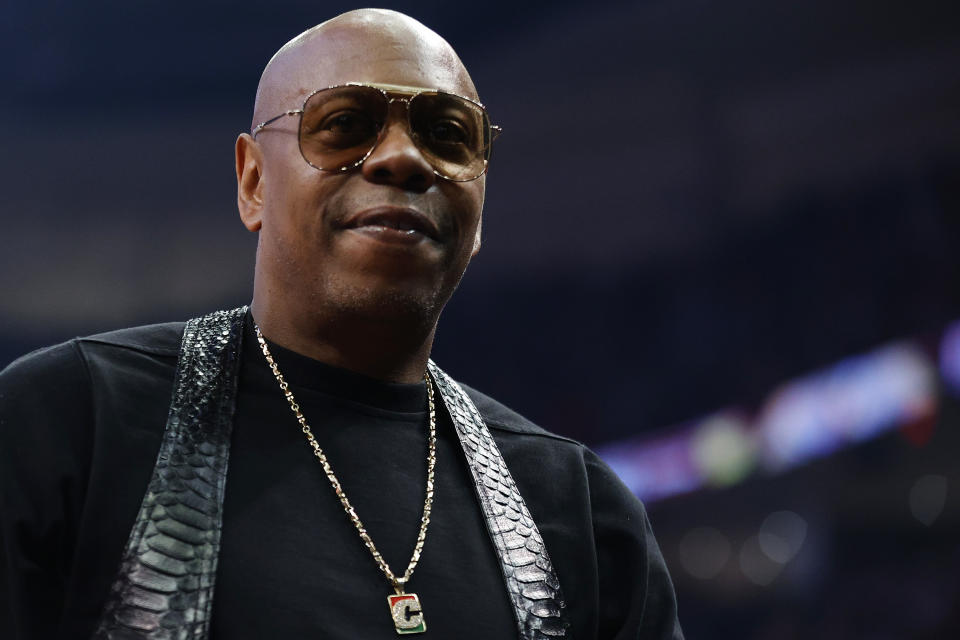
[339,206,442,243]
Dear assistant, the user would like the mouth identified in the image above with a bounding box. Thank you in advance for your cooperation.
[339,206,441,244]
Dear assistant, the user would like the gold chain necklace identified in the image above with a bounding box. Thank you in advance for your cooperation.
[254,325,436,635]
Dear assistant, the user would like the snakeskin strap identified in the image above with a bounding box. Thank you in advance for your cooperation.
[94,307,247,640]
[428,362,571,639]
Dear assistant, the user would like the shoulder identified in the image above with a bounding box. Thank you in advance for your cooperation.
[77,321,186,357]
[458,381,582,447]
[3,321,184,371]
[0,339,89,405]
[1,321,185,398]
[0,321,188,485]
[452,379,641,506]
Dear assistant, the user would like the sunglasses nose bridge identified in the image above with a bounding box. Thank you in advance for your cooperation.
[370,96,419,151]
[384,95,414,124]
[360,100,436,184]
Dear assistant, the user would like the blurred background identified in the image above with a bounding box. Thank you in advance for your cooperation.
[2,0,959,636]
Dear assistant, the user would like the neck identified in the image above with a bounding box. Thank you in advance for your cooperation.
[250,299,437,384]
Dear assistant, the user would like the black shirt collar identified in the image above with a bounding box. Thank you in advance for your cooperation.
[241,313,428,414]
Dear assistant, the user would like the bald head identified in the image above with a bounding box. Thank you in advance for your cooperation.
[252,9,477,132]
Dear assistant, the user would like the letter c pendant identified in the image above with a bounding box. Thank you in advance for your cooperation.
[387,593,426,634]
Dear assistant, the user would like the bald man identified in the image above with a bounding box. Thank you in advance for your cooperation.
[0,10,683,640]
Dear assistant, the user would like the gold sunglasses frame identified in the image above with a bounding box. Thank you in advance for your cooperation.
[252,82,503,182]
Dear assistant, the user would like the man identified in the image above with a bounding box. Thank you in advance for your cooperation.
[0,9,683,640]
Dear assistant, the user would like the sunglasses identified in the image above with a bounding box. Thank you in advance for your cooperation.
[252,82,502,182]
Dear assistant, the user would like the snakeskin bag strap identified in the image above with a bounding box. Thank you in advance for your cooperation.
[428,361,571,639]
[94,307,247,640]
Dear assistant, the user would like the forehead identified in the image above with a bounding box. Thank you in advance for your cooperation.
[278,25,474,106]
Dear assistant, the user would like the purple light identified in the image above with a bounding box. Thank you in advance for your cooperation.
[597,431,701,502]
[939,320,960,396]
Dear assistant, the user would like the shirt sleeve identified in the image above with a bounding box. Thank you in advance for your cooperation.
[584,447,684,640]
[0,341,94,640]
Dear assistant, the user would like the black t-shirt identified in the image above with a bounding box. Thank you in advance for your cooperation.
[0,315,683,639]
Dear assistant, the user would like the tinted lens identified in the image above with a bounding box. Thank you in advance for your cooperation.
[299,86,388,171]
[408,92,489,181]
[298,86,493,180]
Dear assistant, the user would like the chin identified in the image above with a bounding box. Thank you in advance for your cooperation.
[318,277,446,328]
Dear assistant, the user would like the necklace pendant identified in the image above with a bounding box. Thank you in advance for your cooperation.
[387,592,426,634]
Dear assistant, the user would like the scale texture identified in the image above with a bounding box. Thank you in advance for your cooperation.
[94,307,246,639]
[429,362,571,639]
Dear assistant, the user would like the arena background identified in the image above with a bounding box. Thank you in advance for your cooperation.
[3,1,959,636]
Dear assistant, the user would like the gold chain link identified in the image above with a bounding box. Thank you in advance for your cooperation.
[254,325,436,593]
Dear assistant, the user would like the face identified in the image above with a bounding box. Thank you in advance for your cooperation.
[238,21,485,330]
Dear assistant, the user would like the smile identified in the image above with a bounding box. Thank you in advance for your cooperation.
[341,207,441,244]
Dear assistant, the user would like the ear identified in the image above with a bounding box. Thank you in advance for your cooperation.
[236,133,264,232]
[471,214,482,257]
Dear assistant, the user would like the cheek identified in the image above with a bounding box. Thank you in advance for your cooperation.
[461,181,485,251]
[448,177,485,231]
[261,166,341,240]
[261,141,333,219]
[255,190,325,282]
[442,182,484,273]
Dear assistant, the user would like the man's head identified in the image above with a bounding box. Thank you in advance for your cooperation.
[236,9,490,345]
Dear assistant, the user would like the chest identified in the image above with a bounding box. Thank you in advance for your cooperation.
[209,391,519,639]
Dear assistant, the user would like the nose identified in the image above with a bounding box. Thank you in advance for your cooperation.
[361,120,437,193]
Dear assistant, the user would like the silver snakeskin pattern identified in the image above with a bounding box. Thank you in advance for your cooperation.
[94,307,247,640]
[428,361,571,639]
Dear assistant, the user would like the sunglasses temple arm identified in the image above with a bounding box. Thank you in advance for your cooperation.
[252,110,303,137]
